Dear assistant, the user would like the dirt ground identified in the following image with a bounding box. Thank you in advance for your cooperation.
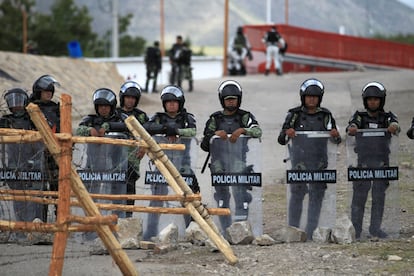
[1,68,414,275]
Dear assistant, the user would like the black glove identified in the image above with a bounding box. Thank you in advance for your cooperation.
[164,126,178,136]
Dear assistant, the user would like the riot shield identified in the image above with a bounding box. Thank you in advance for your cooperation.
[208,135,262,236]
[72,132,128,241]
[141,136,198,240]
[284,131,338,240]
[0,141,46,227]
[346,129,399,239]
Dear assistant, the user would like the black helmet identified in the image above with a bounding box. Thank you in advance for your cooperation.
[92,88,117,114]
[119,81,142,108]
[299,78,324,106]
[4,88,29,111]
[160,85,185,112]
[362,81,386,111]
[218,80,242,108]
[32,75,59,100]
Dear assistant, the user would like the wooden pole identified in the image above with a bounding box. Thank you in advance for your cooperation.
[223,0,229,76]
[1,189,202,201]
[0,194,229,216]
[50,94,72,276]
[26,102,138,276]
[125,116,238,265]
[0,129,185,151]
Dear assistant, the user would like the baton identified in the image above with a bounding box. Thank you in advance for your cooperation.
[201,152,210,174]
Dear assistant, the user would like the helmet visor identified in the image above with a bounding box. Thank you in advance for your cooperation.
[161,86,183,99]
[120,81,141,94]
[93,89,116,105]
[37,76,60,91]
[5,91,28,108]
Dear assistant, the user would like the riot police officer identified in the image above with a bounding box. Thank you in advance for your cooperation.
[278,78,341,239]
[117,81,149,217]
[0,88,44,227]
[347,81,400,239]
[30,75,61,221]
[143,85,197,239]
[201,80,262,231]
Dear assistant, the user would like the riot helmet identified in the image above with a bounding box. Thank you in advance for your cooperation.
[92,88,117,114]
[119,81,141,108]
[4,88,29,111]
[32,75,59,100]
[218,80,242,109]
[362,81,386,111]
[299,78,324,106]
[160,85,185,112]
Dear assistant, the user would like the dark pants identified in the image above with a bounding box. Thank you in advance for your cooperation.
[143,184,168,240]
[351,180,388,238]
[214,185,252,233]
[145,65,159,92]
[288,183,326,239]
[125,169,139,218]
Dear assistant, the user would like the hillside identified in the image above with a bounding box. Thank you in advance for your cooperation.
[66,0,414,48]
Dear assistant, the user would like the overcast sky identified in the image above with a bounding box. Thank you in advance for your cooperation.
[397,0,414,8]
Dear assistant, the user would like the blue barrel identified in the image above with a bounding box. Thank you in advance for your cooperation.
[67,40,83,58]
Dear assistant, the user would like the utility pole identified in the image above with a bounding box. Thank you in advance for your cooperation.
[22,7,27,54]
[266,0,272,24]
[285,0,289,25]
[112,0,119,58]
[160,0,165,57]
[223,0,229,76]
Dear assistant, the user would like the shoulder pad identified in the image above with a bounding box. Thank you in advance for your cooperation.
[288,106,301,113]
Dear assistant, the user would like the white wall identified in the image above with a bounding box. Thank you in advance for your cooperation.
[87,56,224,90]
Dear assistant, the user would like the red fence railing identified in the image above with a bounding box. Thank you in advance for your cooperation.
[244,24,414,73]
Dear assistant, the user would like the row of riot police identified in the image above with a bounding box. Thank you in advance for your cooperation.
[278,79,407,241]
[1,75,412,244]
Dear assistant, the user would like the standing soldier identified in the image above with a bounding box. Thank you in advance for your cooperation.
[144,41,162,93]
[143,85,197,240]
[117,81,149,217]
[228,26,253,76]
[346,82,400,239]
[278,78,341,239]
[30,75,60,222]
[201,80,262,234]
[177,42,193,92]
[168,35,184,86]
[262,26,286,76]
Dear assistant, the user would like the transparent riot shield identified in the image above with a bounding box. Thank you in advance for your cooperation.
[72,132,128,241]
[284,131,338,240]
[142,136,198,240]
[346,129,399,240]
[208,135,262,236]
[0,141,46,225]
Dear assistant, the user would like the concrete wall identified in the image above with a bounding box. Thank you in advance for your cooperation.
[86,56,224,91]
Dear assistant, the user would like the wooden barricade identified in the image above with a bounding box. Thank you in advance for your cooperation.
[0,93,238,276]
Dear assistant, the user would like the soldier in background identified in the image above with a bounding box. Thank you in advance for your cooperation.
[144,41,162,93]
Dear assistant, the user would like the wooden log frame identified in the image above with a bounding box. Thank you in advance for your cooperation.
[26,99,138,276]
[0,93,238,274]
[125,116,238,265]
